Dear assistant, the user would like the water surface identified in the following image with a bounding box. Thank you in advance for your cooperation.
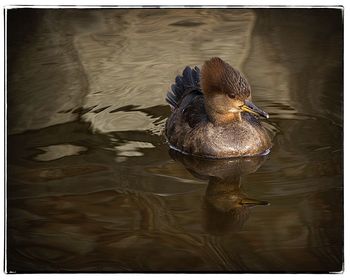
[7,8,343,272]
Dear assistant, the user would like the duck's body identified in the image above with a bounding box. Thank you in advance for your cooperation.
[166,101,271,158]
[165,58,272,158]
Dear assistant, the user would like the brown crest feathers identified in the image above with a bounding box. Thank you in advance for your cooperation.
[200,57,251,99]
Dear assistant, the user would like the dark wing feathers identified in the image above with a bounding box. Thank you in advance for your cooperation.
[165,92,178,109]
[183,66,193,87]
[192,66,200,82]
[166,65,201,110]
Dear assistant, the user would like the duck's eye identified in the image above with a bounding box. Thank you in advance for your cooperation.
[228,93,236,99]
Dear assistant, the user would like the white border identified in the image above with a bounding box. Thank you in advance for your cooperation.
[1,1,347,279]
[0,0,346,6]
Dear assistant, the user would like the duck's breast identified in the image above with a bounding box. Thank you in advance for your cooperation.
[186,115,272,158]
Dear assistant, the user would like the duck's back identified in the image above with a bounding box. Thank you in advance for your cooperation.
[165,67,271,158]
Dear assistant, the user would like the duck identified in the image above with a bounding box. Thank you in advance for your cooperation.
[165,57,272,158]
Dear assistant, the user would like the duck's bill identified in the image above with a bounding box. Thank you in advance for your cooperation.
[240,197,270,207]
[241,100,269,119]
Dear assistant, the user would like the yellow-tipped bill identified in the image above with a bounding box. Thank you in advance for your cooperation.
[241,100,269,119]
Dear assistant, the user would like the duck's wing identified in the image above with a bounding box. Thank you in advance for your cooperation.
[165,66,207,150]
[181,94,206,128]
[166,66,202,111]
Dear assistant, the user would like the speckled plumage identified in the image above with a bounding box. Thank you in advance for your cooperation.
[165,57,272,158]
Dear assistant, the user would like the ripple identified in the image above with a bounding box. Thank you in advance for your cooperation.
[114,140,155,157]
[34,144,87,161]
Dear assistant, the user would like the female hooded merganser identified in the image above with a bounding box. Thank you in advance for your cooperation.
[165,57,272,158]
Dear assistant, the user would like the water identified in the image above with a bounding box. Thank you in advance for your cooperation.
[7,8,343,272]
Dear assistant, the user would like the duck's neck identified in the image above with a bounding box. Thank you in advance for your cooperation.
[206,176,242,196]
[205,102,242,124]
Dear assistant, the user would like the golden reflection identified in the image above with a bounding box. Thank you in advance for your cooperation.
[169,150,269,235]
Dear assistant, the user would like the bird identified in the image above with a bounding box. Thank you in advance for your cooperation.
[165,57,272,158]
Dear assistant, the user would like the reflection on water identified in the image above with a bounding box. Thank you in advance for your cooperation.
[35,144,88,162]
[7,8,343,272]
[170,151,270,235]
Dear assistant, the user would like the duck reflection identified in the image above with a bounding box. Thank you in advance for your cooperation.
[169,150,269,235]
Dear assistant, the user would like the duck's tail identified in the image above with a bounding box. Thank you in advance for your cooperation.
[166,66,201,110]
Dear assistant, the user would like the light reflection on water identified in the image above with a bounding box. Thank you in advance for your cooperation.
[35,144,88,162]
[7,8,342,272]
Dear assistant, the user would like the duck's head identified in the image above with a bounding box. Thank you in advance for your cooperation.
[200,57,269,124]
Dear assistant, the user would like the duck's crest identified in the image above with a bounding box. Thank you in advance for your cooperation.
[201,57,251,99]
[166,66,201,110]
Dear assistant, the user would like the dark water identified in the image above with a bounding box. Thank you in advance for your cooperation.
[7,8,343,272]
